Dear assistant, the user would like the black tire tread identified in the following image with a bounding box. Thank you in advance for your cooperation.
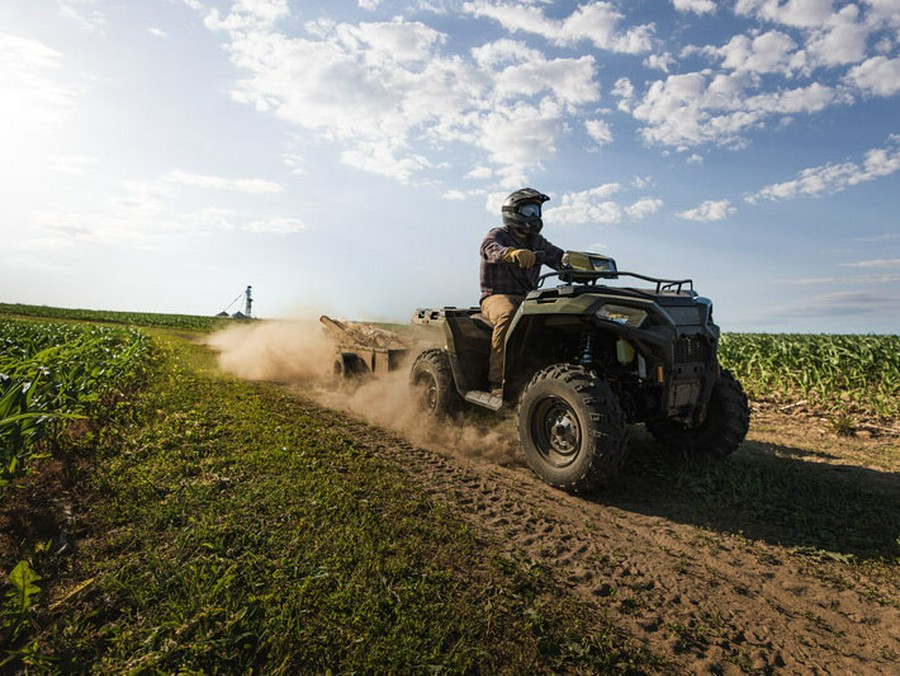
[409,348,463,418]
[518,364,627,493]
[647,369,750,458]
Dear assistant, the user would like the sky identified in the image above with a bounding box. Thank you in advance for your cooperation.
[1,0,898,333]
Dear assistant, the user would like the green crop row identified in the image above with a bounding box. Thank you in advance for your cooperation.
[0,302,233,332]
[0,319,156,488]
[718,333,900,420]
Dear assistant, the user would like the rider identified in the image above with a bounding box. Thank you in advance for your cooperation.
[480,188,564,394]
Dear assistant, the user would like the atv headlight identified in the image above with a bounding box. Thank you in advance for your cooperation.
[562,251,617,273]
[595,304,647,328]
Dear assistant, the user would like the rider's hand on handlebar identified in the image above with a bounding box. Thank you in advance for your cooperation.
[503,248,537,268]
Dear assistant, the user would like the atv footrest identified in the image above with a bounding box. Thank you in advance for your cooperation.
[464,390,503,411]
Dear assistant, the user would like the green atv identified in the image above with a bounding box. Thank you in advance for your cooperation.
[409,252,750,493]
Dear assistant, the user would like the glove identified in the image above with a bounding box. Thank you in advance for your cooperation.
[503,248,537,268]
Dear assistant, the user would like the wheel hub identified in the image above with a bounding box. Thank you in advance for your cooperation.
[549,413,577,452]
[533,397,582,468]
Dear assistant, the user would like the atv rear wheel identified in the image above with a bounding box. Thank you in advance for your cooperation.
[646,369,749,458]
[409,349,462,419]
[333,352,370,383]
[518,364,627,493]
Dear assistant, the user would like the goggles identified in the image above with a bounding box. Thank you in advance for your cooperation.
[517,203,542,218]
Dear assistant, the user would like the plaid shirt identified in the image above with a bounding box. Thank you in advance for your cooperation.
[480,226,564,301]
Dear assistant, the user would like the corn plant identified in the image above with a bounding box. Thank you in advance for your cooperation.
[0,320,155,488]
[719,333,900,419]
[1,560,40,657]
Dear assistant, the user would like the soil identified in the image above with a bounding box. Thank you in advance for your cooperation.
[336,402,900,674]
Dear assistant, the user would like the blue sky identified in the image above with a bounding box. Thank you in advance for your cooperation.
[1,0,898,333]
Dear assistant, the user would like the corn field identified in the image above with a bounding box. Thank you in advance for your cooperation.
[0,302,229,331]
[718,333,900,420]
[0,319,154,488]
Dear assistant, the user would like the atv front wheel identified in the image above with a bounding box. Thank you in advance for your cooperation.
[518,364,627,493]
[409,349,462,419]
[646,369,749,458]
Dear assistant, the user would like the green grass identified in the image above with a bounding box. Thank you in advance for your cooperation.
[7,334,652,673]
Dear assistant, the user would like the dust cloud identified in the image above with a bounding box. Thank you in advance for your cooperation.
[205,320,521,465]
[204,319,334,384]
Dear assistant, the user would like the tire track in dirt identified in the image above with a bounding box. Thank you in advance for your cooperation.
[336,412,900,674]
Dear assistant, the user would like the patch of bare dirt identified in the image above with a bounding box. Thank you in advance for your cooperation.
[328,404,900,673]
[0,458,81,570]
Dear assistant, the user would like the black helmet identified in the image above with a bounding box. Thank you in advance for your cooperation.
[502,188,550,237]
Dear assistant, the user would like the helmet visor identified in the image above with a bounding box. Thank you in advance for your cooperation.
[517,203,541,218]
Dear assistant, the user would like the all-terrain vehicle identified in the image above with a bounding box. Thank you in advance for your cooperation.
[409,252,750,493]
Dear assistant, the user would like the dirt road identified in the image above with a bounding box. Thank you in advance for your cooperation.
[327,402,900,673]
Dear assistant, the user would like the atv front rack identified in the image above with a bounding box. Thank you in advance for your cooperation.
[537,269,694,295]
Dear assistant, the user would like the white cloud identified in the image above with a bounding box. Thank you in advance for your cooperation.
[483,45,599,105]
[245,217,306,233]
[630,68,847,148]
[805,4,869,67]
[625,197,664,219]
[673,0,716,15]
[585,118,613,145]
[338,17,447,63]
[644,51,676,72]
[733,1,885,71]
[164,170,284,194]
[58,0,107,31]
[50,155,99,175]
[477,101,563,177]
[358,0,382,10]
[841,258,900,268]
[30,169,303,248]
[466,165,493,179]
[340,142,434,182]
[462,1,654,54]
[846,55,900,96]
[746,136,900,202]
[204,8,602,182]
[205,0,290,31]
[0,32,78,131]
[735,0,836,29]
[281,153,307,175]
[148,27,170,38]
[863,0,900,28]
[612,76,636,112]
[708,30,800,75]
[677,199,736,221]
[546,184,623,224]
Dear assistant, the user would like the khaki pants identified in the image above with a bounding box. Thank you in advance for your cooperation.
[480,294,524,386]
